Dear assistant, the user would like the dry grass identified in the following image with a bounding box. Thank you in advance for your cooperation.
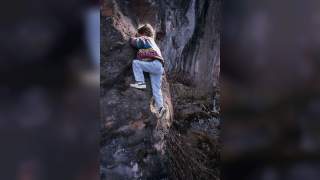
[166,128,220,180]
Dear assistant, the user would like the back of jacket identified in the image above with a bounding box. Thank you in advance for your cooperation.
[130,36,164,64]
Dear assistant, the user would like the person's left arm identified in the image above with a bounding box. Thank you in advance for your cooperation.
[130,37,151,49]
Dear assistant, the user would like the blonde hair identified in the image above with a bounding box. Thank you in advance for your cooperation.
[137,24,155,38]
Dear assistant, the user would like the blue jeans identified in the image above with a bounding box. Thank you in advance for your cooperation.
[132,59,164,109]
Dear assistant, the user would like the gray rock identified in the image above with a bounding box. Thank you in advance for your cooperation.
[101,0,221,179]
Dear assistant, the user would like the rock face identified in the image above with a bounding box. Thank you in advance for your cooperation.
[101,0,221,179]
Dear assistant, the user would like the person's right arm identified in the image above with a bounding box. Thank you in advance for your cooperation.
[130,37,151,49]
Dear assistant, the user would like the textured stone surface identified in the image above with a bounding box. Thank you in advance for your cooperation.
[101,0,221,179]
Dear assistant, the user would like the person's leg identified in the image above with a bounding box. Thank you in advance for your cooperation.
[131,60,147,89]
[150,66,167,117]
[132,59,145,83]
[134,60,162,73]
[147,61,164,110]
[132,60,165,101]
[150,73,163,109]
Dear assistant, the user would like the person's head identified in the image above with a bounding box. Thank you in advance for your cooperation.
[137,24,154,38]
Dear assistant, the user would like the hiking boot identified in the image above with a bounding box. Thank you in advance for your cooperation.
[130,82,146,89]
[158,107,167,118]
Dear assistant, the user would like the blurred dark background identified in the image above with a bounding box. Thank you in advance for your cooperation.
[222,0,320,179]
[0,0,99,179]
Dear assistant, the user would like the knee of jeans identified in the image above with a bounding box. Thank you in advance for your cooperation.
[132,59,140,64]
[133,60,142,68]
[152,87,162,95]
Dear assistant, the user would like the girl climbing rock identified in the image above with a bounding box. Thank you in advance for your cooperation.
[129,24,166,118]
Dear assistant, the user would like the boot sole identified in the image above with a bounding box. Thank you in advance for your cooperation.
[130,85,147,90]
